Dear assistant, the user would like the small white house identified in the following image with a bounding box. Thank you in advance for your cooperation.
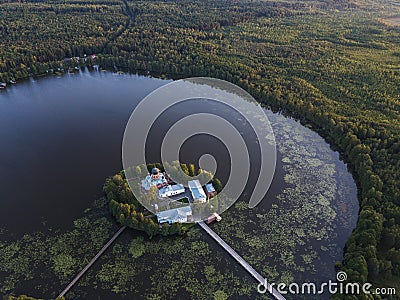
[158,184,185,198]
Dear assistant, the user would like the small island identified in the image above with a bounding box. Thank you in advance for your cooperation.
[104,162,222,238]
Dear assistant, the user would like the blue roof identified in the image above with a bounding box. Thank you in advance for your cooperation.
[206,183,215,193]
[188,180,206,200]
[171,184,185,191]
[191,187,206,199]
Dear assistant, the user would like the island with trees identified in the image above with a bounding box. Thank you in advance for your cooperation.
[104,162,222,238]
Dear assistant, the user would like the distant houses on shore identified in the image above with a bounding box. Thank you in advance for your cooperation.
[63,54,97,64]
[0,54,98,89]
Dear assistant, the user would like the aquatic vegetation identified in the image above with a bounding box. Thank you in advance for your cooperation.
[129,237,146,258]
[210,112,358,290]
[0,198,117,297]
[0,111,357,299]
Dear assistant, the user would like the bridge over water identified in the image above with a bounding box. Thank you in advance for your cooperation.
[57,226,127,298]
[58,221,285,299]
[198,221,286,300]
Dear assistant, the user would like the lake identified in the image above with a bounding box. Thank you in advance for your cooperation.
[0,70,167,235]
[0,69,359,299]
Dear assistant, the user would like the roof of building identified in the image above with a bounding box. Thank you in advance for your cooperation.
[156,206,192,223]
[188,180,202,189]
[205,183,216,193]
[188,180,206,200]
[141,173,167,190]
[191,187,206,199]
[159,184,185,194]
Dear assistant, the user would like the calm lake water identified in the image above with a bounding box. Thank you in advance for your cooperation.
[0,70,167,235]
[0,69,285,235]
[0,69,359,299]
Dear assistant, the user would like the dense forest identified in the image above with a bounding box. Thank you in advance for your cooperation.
[1,0,400,297]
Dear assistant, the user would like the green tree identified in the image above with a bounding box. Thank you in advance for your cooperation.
[214,290,228,300]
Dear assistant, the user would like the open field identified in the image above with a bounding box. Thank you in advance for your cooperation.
[380,16,400,26]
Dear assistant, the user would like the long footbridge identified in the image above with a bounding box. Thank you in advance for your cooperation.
[198,221,286,300]
[57,226,127,298]
[59,221,285,299]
